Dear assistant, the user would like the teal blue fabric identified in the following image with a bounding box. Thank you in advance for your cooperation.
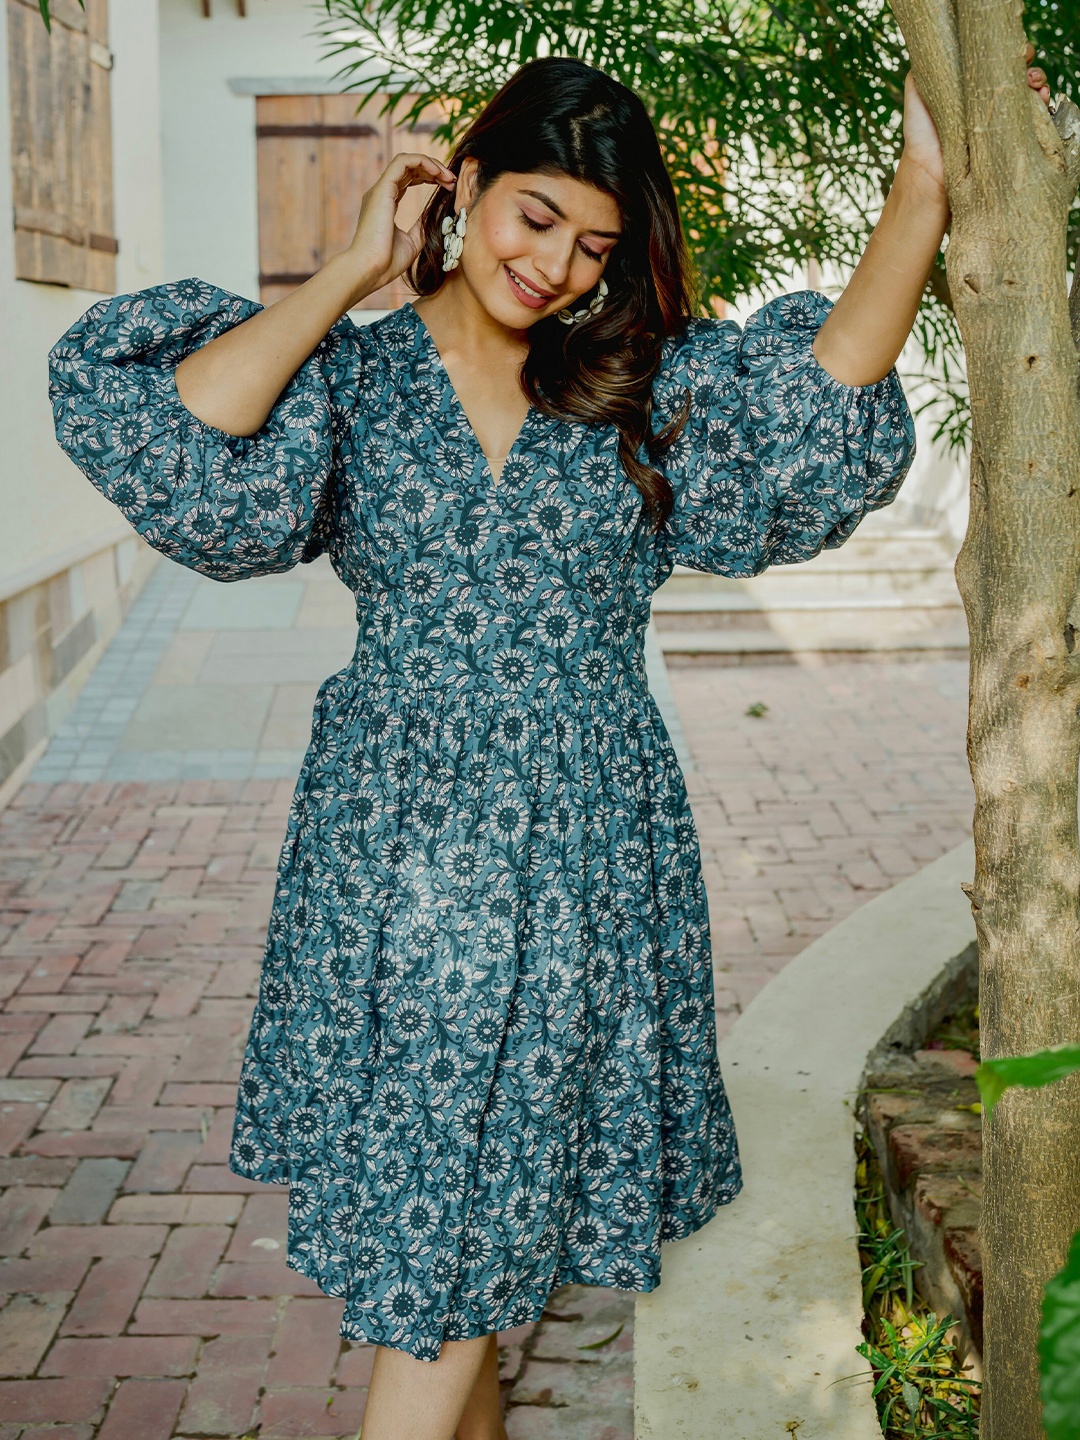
[49,279,916,1360]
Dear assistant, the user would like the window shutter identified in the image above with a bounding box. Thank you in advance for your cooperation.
[6,0,117,291]
[256,92,451,311]
[83,0,116,291]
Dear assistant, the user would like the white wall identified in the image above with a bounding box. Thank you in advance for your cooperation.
[890,355,970,544]
[0,0,165,591]
[159,0,356,298]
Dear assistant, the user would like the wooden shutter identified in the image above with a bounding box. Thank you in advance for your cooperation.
[6,0,117,290]
[256,92,451,311]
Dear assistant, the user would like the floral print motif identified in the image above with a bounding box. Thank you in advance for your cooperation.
[48,279,915,1361]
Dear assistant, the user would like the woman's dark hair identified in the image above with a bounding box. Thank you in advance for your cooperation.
[409,56,695,532]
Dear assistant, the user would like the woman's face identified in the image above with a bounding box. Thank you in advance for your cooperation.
[453,160,622,329]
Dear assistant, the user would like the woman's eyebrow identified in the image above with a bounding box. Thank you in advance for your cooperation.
[517,188,622,240]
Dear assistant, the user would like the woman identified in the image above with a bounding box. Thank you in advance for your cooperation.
[48,50,1051,1440]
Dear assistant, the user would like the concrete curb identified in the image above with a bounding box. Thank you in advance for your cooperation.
[634,838,977,1439]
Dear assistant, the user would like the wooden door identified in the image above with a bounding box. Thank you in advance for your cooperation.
[256,92,451,310]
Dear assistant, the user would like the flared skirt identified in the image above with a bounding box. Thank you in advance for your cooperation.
[228,665,742,1360]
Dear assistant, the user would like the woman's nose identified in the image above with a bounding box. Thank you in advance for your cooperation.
[534,240,574,288]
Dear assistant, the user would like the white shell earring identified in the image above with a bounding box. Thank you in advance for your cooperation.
[557,276,609,325]
[441,207,467,272]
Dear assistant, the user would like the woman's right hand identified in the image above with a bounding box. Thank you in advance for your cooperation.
[343,152,457,301]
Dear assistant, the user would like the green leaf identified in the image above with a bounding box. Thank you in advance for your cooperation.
[36,0,85,28]
[976,1044,1080,1120]
[1040,1228,1080,1440]
[577,1321,624,1350]
[901,1378,919,1407]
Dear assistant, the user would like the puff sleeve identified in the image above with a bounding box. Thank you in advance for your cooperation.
[47,277,359,582]
[649,289,917,587]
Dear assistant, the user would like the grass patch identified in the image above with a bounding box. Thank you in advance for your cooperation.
[855,1129,981,1437]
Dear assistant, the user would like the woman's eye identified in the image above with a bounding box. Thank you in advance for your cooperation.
[519,213,604,263]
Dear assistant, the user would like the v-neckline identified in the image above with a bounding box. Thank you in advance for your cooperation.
[405,301,535,487]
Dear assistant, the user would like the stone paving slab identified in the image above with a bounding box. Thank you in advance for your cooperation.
[27,560,357,786]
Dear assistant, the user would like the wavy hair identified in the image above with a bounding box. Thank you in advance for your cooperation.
[409,57,696,532]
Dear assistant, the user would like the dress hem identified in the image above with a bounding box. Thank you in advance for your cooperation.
[226,1151,744,1362]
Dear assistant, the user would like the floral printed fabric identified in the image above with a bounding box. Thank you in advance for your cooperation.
[48,280,915,1361]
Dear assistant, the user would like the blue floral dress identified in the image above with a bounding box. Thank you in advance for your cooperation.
[48,279,915,1360]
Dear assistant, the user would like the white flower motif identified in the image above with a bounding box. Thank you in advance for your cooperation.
[489,708,528,753]
[426,1048,460,1091]
[446,599,487,646]
[352,1236,386,1276]
[397,477,438,525]
[531,494,574,542]
[331,999,368,1035]
[476,917,515,965]
[477,1140,511,1183]
[522,1045,561,1090]
[402,559,443,602]
[615,838,650,882]
[108,412,153,457]
[400,1196,439,1237]
[467,1007,506,1052]
[492,556,538,603]
[385,1278,422,1321]
[443,840,484,884]
[489,647,534,693]
[535,604,579,649]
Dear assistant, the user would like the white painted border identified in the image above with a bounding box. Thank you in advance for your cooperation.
[634,838,977,1439]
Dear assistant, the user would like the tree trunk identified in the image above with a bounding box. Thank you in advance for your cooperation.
[888,3,1080,1436]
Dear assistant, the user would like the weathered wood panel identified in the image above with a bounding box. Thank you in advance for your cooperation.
[6,0,116,290]
[256,91,450,310]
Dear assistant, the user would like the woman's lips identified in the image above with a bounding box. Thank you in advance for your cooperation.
[504,264,555,310]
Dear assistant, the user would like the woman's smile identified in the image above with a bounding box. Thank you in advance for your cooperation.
[504,263,555,309]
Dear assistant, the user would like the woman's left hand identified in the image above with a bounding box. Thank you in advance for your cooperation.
[901,40,1054,198]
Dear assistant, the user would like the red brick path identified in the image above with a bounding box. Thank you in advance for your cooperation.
[666,657,973,1036]
[0,781,386,1438]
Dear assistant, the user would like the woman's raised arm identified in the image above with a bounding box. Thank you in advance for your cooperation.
[173,153,456,437]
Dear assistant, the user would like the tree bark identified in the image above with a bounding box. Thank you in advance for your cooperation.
[888,3,1080,1436]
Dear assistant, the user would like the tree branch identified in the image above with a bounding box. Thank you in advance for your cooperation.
[890,0,965,184]
[1052,97,1080,352]
[956,0,1062,183]
[1052,95,1080,198]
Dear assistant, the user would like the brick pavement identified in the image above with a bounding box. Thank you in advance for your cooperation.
[665,656,973,1038]
[0,654,973,1438]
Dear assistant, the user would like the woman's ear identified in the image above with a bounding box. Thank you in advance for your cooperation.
[456,156,481,211]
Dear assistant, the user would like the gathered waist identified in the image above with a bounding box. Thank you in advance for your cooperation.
[324,635,655,711]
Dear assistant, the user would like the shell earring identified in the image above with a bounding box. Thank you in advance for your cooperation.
[557,277,609,325]
[441,207,467,272]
